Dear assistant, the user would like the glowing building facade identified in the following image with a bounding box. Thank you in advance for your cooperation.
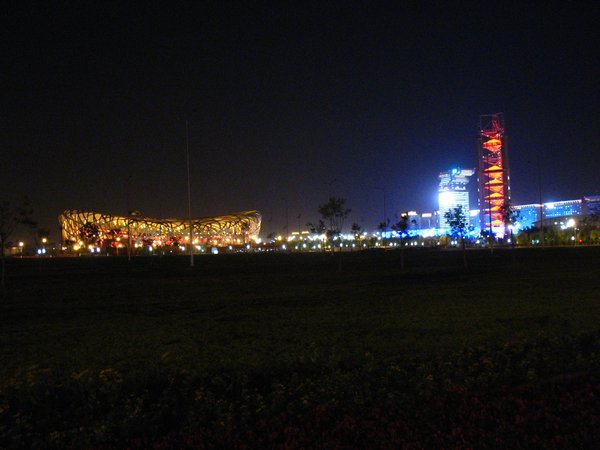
[478,113,511,236]
[59,210,261,251]
[438,167,475,230]
[584,195,600,215]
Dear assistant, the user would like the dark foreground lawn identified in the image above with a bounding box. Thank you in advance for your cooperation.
[1,247,599,448]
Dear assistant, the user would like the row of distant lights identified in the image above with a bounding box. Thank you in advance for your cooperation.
[285,241,428,251]
[38,218,583,255]
[279,231,421,242]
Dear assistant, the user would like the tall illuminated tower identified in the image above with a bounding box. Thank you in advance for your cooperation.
[438,167,475,230]
[478,113,511,236]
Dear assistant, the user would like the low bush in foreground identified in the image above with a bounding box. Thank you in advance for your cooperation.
[1,330,599,448]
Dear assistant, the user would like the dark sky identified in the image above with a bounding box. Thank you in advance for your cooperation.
[3,2,598,239]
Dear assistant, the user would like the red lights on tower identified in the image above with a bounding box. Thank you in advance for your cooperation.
[478,113,510,236]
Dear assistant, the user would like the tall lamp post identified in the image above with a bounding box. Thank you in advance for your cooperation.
[325,178,337,198]
[527,157,545,248]
[536,155,545,248]
[282,197,289,241]
[125,175,132,262]
[186,119,194,267]
[374,187,388,232]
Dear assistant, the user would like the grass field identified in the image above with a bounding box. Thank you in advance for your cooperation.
[1,247,599,448]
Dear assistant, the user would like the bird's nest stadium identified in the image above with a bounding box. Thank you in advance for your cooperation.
[59,210,261,251]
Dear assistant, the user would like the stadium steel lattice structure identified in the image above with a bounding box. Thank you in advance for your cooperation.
[478,113,511,236]
[59,210,261,250]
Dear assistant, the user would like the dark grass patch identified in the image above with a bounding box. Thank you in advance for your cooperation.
[0,247,599,447]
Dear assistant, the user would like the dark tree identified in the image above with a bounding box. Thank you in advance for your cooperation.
[318,197,351,250]
[578,214,600,244]
[378,218,390,245]
[444,205,469,269]
[393,213,410,271]
[350,223,362,250]
[500,200,521,249]
[318,197,351,272]
[0,198,37,290]
[306,219,326,235]
[307,219,327,251]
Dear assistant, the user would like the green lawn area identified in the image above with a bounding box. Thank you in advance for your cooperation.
[1,247,599,448]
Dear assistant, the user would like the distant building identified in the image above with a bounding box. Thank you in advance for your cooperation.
[543,200,582,219]
[514,204,541,229]
[406,211,420,229]
[469,209,481,231]
[59,210,262,252]
[507,199,588,231]
[583,195,600,215]
[420,212,434,229]
[438,167,475,230]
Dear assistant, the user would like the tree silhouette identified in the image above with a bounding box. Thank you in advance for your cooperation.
[393,213,410,271]
[444,205,469,270]
[0,198,36,290]
[500,200,520,249]
[350,223,363,250]
[318,197,351,250]
[306,219,326,235]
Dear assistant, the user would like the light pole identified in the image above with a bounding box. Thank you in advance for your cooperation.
[125,175,132,262]
[282,197,289,241]
[527,157,545,248]
[537,155,545,248]
[566,218,577,245]
[186,119,194,267]
[374,187,388,231]
[325,178,337,198]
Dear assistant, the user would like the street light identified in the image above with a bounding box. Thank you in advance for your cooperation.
[125,175,132,262]
[526,157,545,248]
[186,119,194,268]
[324,178,337,198]
[282,197,289,241]
[566,218,577,245]
[535,155,545,248]
[373,187,388,232]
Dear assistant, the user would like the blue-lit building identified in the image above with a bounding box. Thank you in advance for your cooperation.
[438,167,475,231]
[544,200,582,219]
[513,204,541,229]
[400,193,598,237]
[583,195,600,215]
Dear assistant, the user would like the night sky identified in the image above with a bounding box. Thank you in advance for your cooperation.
[3,2,598,239]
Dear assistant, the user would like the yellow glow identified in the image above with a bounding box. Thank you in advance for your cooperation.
[59,210,261,248]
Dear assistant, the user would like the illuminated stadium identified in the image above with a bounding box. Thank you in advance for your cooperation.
[59,210,261,251]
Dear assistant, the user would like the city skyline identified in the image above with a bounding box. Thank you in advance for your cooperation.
[3,3,598,239]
